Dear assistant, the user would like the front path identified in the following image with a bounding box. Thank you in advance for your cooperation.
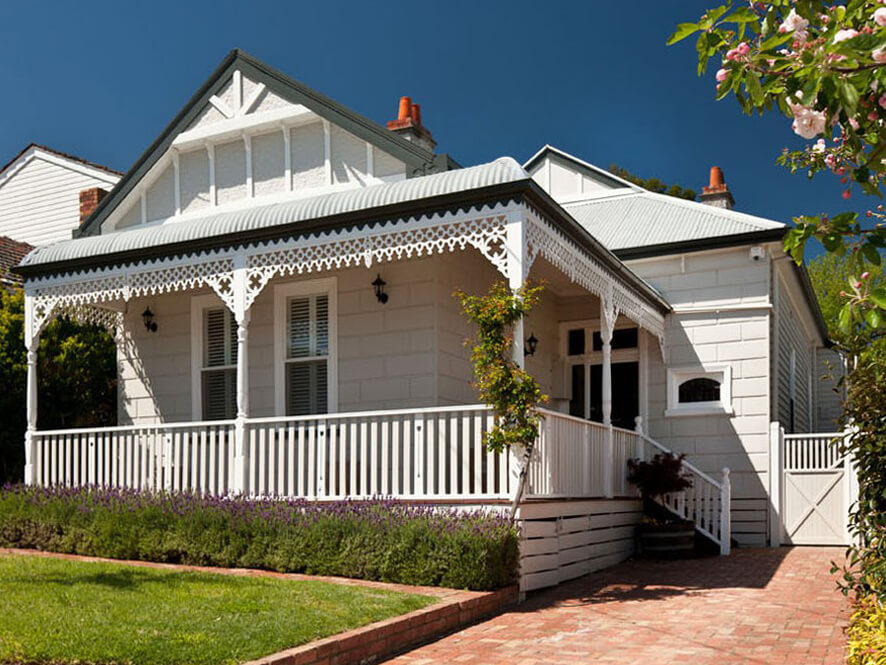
[385,547,850,665]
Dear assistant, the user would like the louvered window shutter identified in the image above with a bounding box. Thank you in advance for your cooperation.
[202,307,237,420]
[285,294,329,416]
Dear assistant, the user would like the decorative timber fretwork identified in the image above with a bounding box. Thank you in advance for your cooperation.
[524,204,666,347]
[24,200,665,351]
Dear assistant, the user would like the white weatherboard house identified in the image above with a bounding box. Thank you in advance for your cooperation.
[0,144,121,246]
[16,51,848,591]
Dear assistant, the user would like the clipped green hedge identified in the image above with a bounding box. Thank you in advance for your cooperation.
[847,595,886,665]
[0,485,519,591]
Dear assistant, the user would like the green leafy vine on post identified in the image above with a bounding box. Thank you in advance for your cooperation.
[457,280,547,521]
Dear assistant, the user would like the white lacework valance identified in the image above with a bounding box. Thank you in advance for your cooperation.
[525,205,666,345]
[25,205,514,338]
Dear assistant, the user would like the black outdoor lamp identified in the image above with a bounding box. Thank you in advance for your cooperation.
[524,332,538,357]
[372,274,389,304]
[142,307,158,333]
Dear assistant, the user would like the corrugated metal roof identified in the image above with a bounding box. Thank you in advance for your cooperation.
[21,157,528,267]
[563,190,785,251]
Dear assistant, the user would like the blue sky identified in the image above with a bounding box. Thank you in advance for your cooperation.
[0,1,859,239]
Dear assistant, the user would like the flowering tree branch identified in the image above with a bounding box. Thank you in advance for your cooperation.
[671,1,886,333]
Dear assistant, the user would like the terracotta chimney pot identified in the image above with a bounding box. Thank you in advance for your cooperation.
[709,166,725,188]
[398,96,412,121]
[700,165,734,210]
[410,103,422,127]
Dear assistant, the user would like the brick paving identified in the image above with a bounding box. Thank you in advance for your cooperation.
[384,547,850,665]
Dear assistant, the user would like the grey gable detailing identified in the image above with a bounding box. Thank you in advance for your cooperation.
[22,158,527,269]
[76,49,449,238]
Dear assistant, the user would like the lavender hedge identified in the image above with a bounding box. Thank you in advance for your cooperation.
[0,485,518,590]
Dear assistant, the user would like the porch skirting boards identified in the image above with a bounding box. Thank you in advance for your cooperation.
[517,498,642,593]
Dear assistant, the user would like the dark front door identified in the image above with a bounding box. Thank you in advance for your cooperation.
[581,361,638,430]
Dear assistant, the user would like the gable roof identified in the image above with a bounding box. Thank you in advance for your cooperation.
[76,49,456,238]
[0,143,122,191]
[564,190,786,258]
[524,145,786,257]
[524,144,641,192]
[0,236,34,286]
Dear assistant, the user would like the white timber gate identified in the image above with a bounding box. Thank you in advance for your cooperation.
[770,425,857,546]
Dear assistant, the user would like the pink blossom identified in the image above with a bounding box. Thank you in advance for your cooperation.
[863,272,871,280]
[874,7,886,26]
[874,46,886,63]
[789,102,827,139]
[825,153,837,170]
[834,28,860,43]
[843,189,852,199]
[869,110,880,121]
[715,68,729,82]
[812,138,826,153]
[726,48,740,60]
[850,117,861,130]
[780,9,809,35]
[737,42,750,56]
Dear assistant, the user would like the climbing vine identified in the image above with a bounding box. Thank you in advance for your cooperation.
[457,280,547,519]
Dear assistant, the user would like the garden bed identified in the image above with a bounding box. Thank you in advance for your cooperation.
[0,552,436,665]
[0,485,518,590]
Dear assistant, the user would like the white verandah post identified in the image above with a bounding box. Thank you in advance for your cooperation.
[601,303,614,498]
[23,294,38,485]
[232,254,251,495]
[505,212,527,502]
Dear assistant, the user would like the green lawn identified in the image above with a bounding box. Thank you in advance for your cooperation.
[0,554,436,665]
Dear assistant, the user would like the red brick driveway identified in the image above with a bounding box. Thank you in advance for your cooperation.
[385,547,850,665]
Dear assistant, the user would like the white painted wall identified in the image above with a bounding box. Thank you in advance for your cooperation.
[0,150,119,245]
[629,246,774,546]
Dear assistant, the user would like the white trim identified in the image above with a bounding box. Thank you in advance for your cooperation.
[273,277,338,417]
[666,364,733,417]
[172,105,314,151]
[190,292,229,421]
[671,303,773,315]
[323,120,332,185]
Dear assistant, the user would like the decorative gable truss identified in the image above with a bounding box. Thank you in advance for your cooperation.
[104,69,410,233]
[23,202,666,354]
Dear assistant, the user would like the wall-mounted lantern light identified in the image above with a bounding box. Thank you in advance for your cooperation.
[524,332,538,357]
[142,307,158,333]
[372,274,389,304]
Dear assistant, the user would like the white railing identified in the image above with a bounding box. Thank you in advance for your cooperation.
[243,405,512,499]
[28,405,730,551]
[783,431,845,470]
[32,421,236,494]
[639,433,731,555]
[526,409,644,498]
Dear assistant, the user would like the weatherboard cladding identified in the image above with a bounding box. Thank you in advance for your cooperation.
[21,158,527,268]
[563,191,786,251]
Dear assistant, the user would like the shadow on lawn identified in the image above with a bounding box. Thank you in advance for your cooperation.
[520,547,793,609]
[6,567,187,591]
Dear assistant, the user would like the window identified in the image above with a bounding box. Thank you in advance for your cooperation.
[666,365,732,417]
[285,294,329,415]
[200,306,237,420]
[274,279,337,416]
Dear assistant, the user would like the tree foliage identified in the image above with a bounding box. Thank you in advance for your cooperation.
[0,289,116,483]
[608,165,698,200]
[670,1,886,329]
[457,281,547,454]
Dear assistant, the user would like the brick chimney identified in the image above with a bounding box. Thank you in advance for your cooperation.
[79,187,109,225]
[386,96,436,152]
[700,166,734,210]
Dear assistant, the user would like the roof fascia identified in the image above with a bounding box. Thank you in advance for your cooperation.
[0,147,120,193]
[613,228,788,260]
[76,49,443,238]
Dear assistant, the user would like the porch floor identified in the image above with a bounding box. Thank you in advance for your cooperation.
[384,547,849,665]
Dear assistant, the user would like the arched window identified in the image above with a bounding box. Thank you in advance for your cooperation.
[678,377,721,404]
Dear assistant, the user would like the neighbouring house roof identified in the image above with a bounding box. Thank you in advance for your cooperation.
[0,235,34,286]
[16,156,671,315]
[563,190,786,258]
[75,49,458,238]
